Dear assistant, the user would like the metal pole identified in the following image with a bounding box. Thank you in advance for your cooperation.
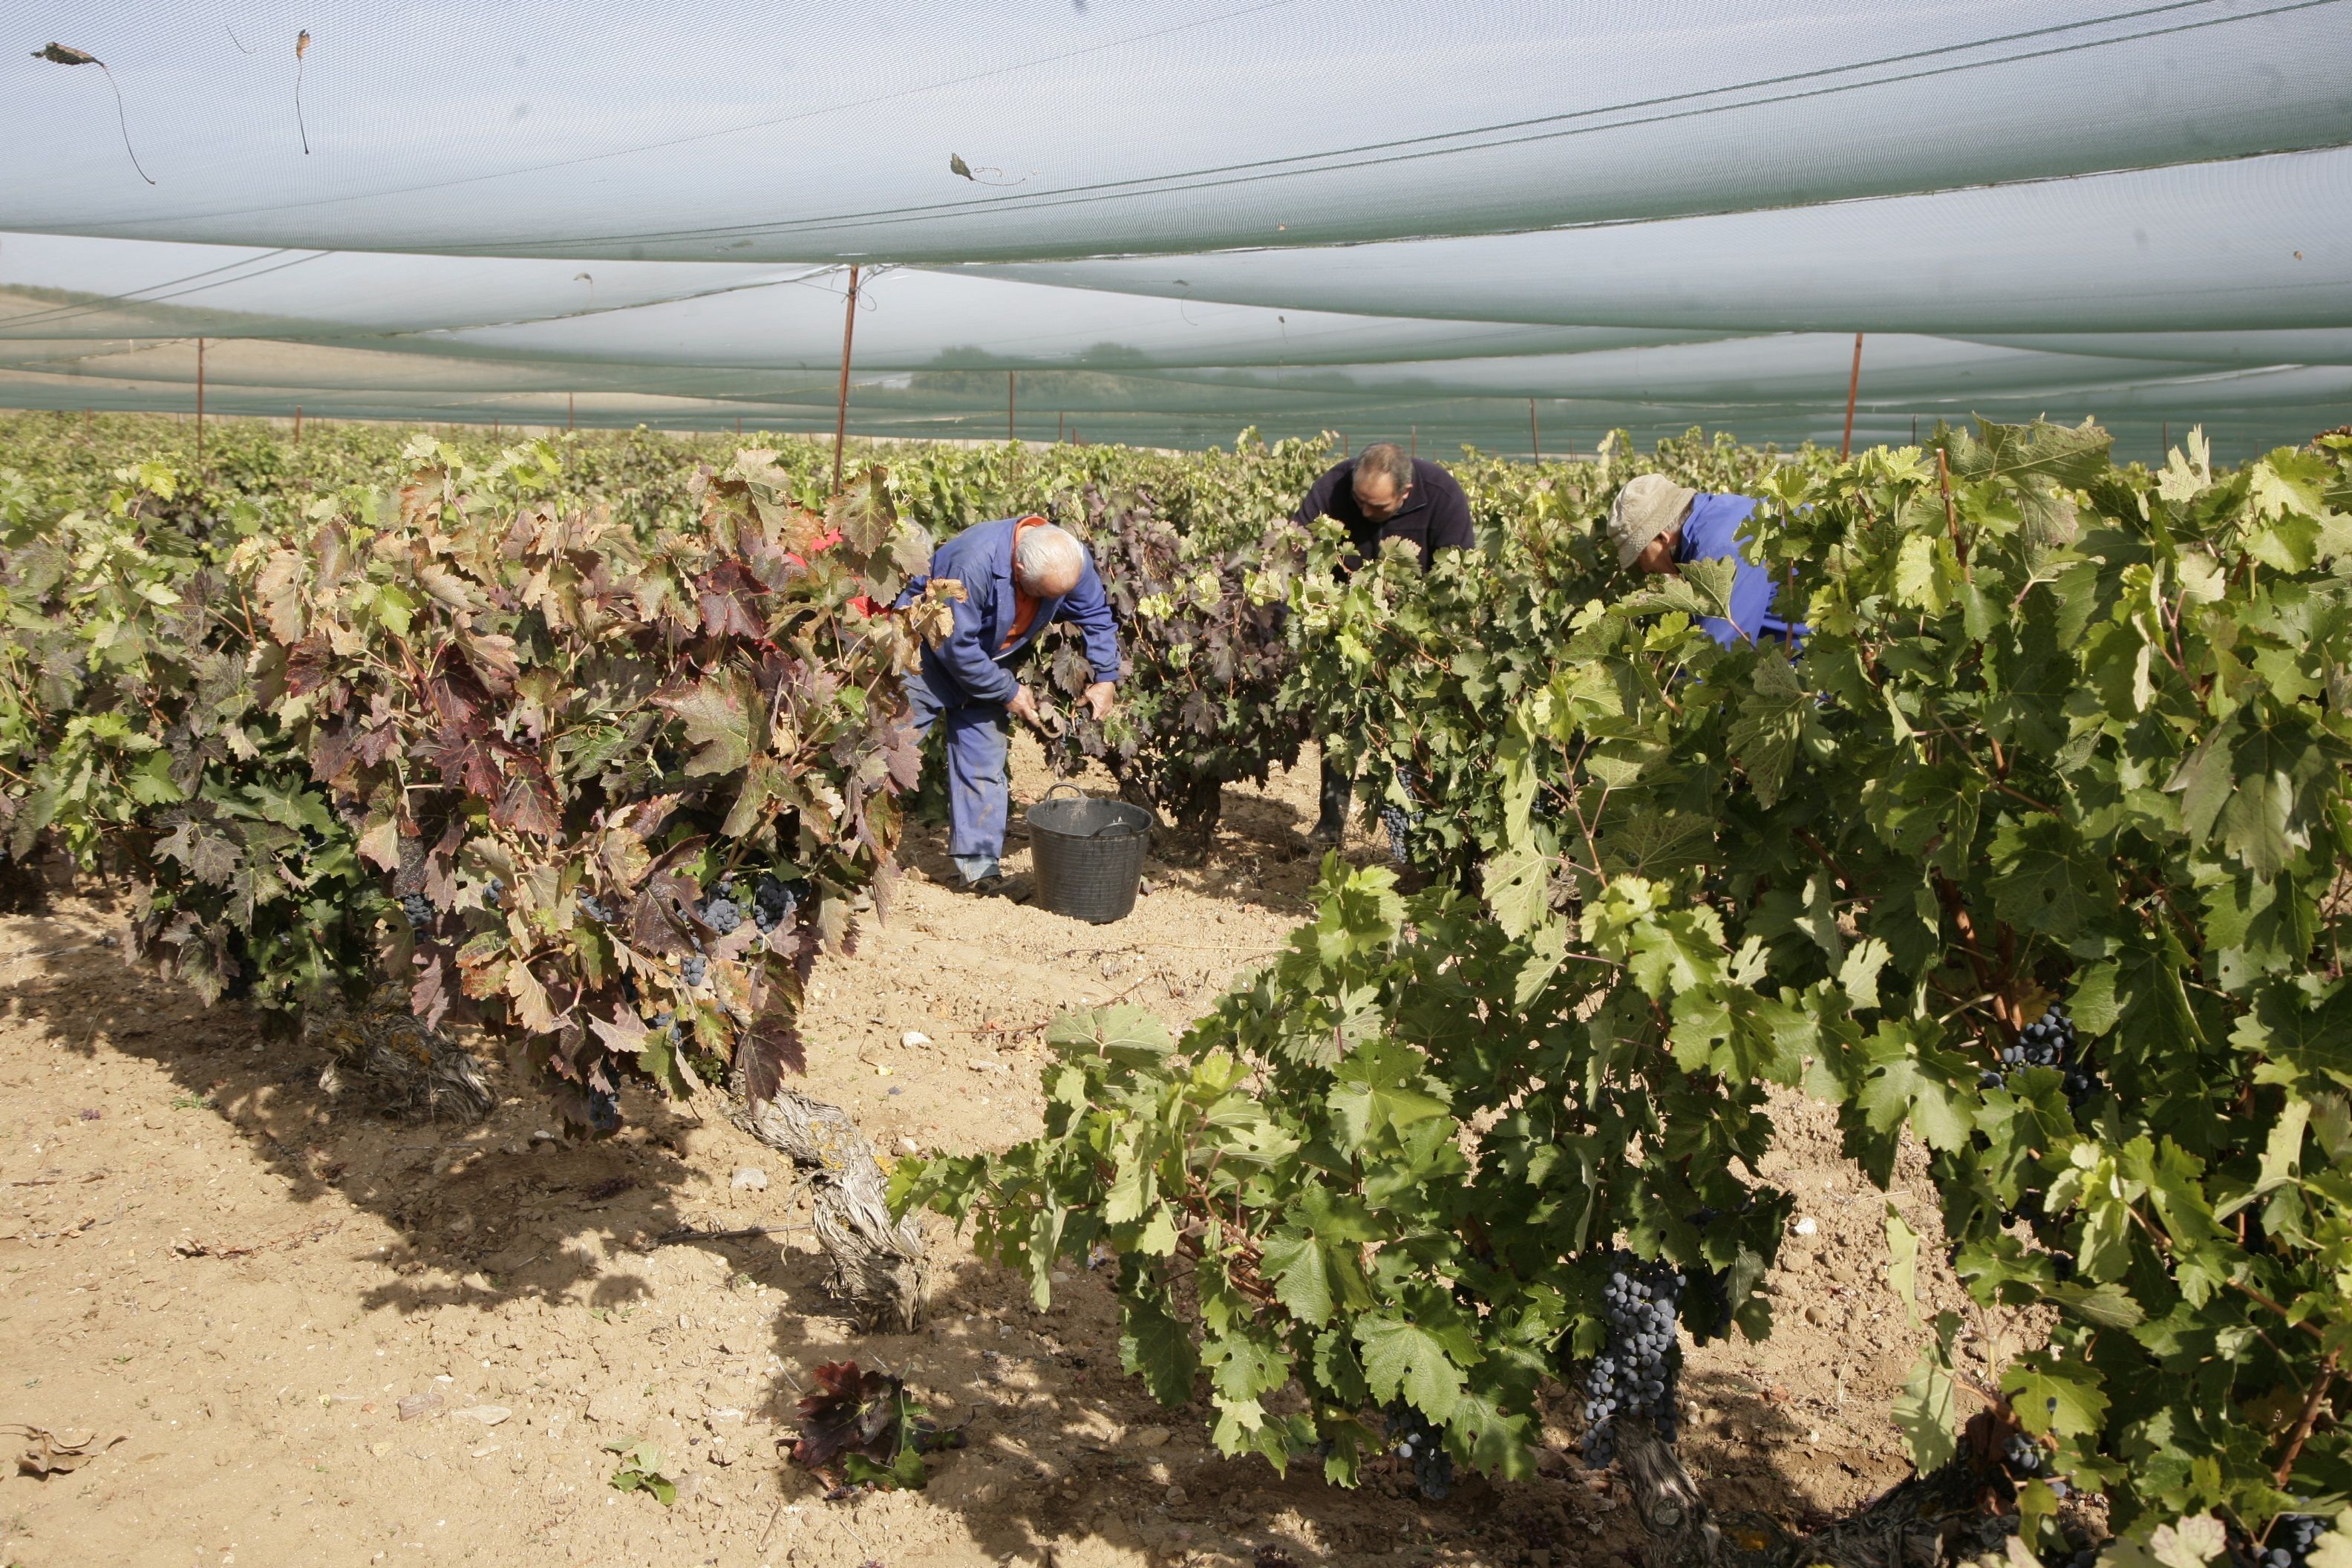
[567,391,575,432]
[1007,371,1016,442]
[831,264,862,492]
[293,404,302,444]
[1529,399,1540,462]
[1840,331,1864,460]
[1411,425,1417,459]
[195,337,206,474]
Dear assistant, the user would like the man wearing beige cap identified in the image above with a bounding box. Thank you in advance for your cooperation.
[1608,474,1805,648]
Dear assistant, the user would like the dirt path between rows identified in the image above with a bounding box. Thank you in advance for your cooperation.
[0,744,2006,1568]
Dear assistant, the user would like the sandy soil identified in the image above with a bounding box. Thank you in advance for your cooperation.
[0,743,2014,1568]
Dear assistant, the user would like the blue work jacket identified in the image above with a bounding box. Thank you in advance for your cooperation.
[910,515,1123,705]
[1677,493,1806,649]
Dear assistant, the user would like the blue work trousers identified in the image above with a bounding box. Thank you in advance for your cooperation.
[904,664,1012,883]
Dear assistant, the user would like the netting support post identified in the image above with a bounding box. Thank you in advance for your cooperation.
[1840,331,1864,460]
[293,404,302,445]
[832,264,862,494]
[195,337,206,477]
[567,391,575,433]
[1411,425,1417,459]
[1529,398,1541,462]
[1007,370,1016,443]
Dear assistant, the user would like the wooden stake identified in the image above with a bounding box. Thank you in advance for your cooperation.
[293,404,302,443]
[832,263,862,493]
[1411,425,1417,459]
[1529,398,1541,462]
[1840,331,1864,460]
[567,391,575,432]
[195,336,206,474]
[1007,370,1016,442]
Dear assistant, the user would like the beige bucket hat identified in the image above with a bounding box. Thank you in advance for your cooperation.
[1608,474,1699,568]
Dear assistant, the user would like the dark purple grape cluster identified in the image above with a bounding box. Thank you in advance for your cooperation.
[399,892,434,928]
[2005,1431,2045,1474]
[1581,1255,1683,1466]
[754,874,806,934]
[2002,1003,2074,1072]
[682,955,708,989]
[1993,1003,2098,1108]
[1383,1402,1453,1500]
[699,894,742,935]
[587,1085,620,1134]
[577,893,614,924]
[2261,1516,2330,1568]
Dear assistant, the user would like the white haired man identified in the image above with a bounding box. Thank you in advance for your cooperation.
[904,514,1121,897]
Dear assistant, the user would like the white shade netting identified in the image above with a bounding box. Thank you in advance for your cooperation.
[1,0,2348,454]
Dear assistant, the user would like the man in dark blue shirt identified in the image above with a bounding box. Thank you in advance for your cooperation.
[903,516,1121,897]
[1293,442,1477,846]
[1608,474,1806,647]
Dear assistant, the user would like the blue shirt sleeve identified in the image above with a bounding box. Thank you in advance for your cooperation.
[1678,494,1804,650]
[1056,549,1124,685]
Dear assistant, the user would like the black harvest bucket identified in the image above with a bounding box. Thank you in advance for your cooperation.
[1025,784,1153,924]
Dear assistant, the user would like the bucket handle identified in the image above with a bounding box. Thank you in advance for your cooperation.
[1042,783,1085,801]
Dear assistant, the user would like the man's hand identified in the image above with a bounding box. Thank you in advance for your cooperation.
[1006,685,1042,729]
[1082,681,1116,722]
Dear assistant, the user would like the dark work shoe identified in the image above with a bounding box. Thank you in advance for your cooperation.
[968,873,1031,904]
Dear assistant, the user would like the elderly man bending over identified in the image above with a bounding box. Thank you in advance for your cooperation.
[906,515,1121,898]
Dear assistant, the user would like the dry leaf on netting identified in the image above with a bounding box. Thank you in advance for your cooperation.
[30,43,154,184]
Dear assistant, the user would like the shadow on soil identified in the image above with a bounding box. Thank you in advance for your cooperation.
[0,788,1899,1567]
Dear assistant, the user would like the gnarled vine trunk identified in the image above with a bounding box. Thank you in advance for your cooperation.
[309,984,495,1123]
[728,1076,929,1333]
[1127,774,1221,866]
[1620,1422,1720,1567]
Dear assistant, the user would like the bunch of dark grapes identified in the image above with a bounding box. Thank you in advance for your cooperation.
[577,893,614,925]
[2004,1431,2045,1476]
[2259,1516,2330,1568]
[1995,1004,2098,1108]
[587,1085,621,1134]
[1581,1255,1683,1466]
[682,955,709,989]
[1383,1402,1453,1500]
[698,892,742,935]
[753,874,806,935]
[399,892,434,928]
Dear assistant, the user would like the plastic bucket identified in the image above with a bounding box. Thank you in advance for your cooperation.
[1025,784,1153,924]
